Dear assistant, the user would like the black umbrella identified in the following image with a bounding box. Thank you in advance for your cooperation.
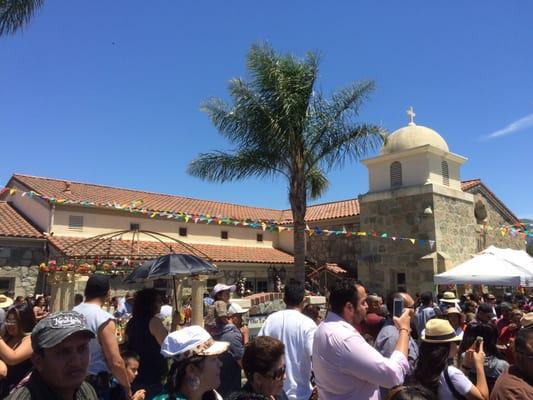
[147,253,218,279]
[122,258,157,284]
[123,253,218,316]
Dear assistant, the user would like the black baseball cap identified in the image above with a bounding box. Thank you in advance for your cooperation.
[31,311,94,352]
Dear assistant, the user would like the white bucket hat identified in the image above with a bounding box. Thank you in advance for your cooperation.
[161,325,229,362]
[211,283,236,298]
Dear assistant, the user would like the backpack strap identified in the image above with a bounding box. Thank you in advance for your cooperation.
[443,367,467,400]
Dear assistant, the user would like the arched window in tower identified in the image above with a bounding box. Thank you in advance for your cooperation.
[390,161,402,188]
[441,160,449,186]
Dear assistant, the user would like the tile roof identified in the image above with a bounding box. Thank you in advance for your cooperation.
[304,198,360,222]
[6,174,517,225]
[48,236,294,264]
[11,174,287,222]
[10,174,360,223]
[461,179,481,191]
[0,202,43,239]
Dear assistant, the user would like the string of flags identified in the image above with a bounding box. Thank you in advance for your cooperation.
[2,187,532,249]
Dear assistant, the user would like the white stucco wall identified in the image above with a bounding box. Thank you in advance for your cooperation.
[52,206,283,248]
[367,153,430,192]
[6,184,50,232]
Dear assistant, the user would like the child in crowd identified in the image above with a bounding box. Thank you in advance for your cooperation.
[111,351,146,400]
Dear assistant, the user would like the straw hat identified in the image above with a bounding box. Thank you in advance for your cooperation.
[0,295,14,309]
[421,319,463,343]
[444,307,462,316]
[521,312,533,329]
[441,292,460,304]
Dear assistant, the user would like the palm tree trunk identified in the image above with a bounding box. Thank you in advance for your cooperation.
[289,176,307,284]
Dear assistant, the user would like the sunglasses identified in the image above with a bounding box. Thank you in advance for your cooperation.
[265,365,286,380]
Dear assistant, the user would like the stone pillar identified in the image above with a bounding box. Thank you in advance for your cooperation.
[49,272,77,312]
[191,275,207,327]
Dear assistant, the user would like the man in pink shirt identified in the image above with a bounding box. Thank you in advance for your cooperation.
[313,280,412,400]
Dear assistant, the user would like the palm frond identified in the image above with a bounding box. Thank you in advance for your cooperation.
[312,123,386,171]
[306,167,329,199]
[0,0,44,36]
[187,149,287,183]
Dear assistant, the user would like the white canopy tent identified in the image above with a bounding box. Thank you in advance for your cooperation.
[434,246,533,287]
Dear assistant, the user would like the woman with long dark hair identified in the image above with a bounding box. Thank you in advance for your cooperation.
[126,289,175,399]
[460,323,508,391]
[32,295,48,321]
[154,325,229,400]
[413,319,488,400]
[0,301,37,397]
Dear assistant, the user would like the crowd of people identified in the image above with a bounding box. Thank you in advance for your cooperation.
[0,277,531,400]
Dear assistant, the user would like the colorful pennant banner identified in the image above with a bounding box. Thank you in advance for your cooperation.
[2,187,532,250]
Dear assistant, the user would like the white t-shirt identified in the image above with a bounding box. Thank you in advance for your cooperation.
[258,309,317,400]
[438,366,473,400]
[73,302,114,375]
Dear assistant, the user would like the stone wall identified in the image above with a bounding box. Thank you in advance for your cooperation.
[306,218,361,277]
[473,192,525,251]
[358,192,436,295]
[0,239,45,296]
[432,192,477,267]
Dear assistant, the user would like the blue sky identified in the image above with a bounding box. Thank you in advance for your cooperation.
[1,2,532,218]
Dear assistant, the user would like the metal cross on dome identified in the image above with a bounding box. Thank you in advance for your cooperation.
[407,106,416,126]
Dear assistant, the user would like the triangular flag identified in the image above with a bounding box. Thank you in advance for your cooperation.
[429,240,435,249]
[409,238,416,245]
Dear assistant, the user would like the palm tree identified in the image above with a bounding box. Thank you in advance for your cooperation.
[188,43,385,283]
[0,0,44,36]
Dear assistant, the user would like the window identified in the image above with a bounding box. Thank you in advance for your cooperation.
[0,278,13,292]
[256,234,263,242]
[256,280,268,293]
[130,223,140,231]
[441,161,449,186]
[397,272,406,292]
[221,231,229,240]
[390,161,402,188]
[179,227,187,237]
[397,272,406,285]
[68,215,83,231]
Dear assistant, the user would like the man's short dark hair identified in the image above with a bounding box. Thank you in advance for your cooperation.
[514,327,533,354]
[121,350,140,362]
[500,302,513,312]
[329,279,359,316]
[242,336,285,382]
[420,292,433,306]
[84,274,110,300]
[283,281,305,307]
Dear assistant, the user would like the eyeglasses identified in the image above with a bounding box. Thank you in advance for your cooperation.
[264,365,286,380]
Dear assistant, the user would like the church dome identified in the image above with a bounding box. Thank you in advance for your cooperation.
[381,107,449,154]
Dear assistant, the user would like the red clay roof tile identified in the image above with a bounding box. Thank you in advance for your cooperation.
[48,236,294,264]
[0,202,43,239]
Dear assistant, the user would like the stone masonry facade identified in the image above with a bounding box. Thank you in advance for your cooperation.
[309,186,524,298]
[0,241,45,296]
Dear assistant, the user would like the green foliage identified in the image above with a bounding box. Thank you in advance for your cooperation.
[0,0,44,36]
[188,43,385,202]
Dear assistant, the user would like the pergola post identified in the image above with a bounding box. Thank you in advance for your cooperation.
[191,275,207,327]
